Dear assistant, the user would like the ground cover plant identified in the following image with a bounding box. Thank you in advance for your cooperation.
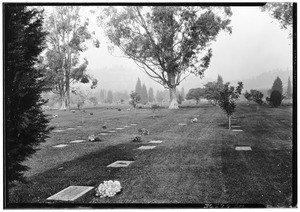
[7,103,294,207]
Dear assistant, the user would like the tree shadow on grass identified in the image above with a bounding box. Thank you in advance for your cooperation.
[8,142,141,205]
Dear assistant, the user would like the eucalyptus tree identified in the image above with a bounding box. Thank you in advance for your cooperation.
[99,6,232,109]
[43,6,99,110]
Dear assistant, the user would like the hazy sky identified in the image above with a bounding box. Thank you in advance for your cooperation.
[78,6,292,93]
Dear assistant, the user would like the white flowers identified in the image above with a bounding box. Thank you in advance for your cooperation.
[95,180,122,198]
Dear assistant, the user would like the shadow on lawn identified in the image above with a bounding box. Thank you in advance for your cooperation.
[220,145,293,207]
[8,142,141,205]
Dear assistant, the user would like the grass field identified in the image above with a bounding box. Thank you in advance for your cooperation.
[8,102,294,207]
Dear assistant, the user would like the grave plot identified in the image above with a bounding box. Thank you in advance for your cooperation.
[116,128,125,130]
[107,160,134,167]
[52,129,65,133]
[232,129,243,132]
[130,124,137,126]
[178,123,187,126]
[124,126,131,128]
[53,144,68,148]
[69,140,86,143]
[99,133,109,135]
[47,186,94,202]
[235,146,252,151]
[231,125,241,128]
[137,146,156,150]
[107,130,117,133]
[149,140,163,144]
[66,128,76,130]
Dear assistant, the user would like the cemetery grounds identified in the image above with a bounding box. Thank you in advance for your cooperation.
[8,102,294,207]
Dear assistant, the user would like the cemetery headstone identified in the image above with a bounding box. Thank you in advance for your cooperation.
[70,140,86,143]
[149,140,163,144]
[107,160,134,167]
[53,144,68,148]
[47,186,94,202]
[137,146,156,150]
[235,146,252,151]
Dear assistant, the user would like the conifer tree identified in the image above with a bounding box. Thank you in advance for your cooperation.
[148,87,154,102]
[5,5,51,184]
[271,76,283,94]
[141,84,148,104]
[135,78,143,96]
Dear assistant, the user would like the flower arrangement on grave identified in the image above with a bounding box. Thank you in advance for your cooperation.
[191,117,198,123]
[138,128,149,135]
[88,135,101,142]
[95,180,122,198]
[131,135,142,142]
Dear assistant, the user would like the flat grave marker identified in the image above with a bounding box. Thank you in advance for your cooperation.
[53,129,65,133]
[66,128,76,130]
[235,146,252,151]
[178,123,187,126]
[149,140,163,144]
[232,129,243,132]
[107,160,134,167]
[107,130,117,133]
[116,128,125,130]
[99,133,109,135]
[124,126,131,128]
[137,146,156,150]
[130,124,137,126]
[47,186,94,202]
[70,140,85,143]
[53,144,68,148]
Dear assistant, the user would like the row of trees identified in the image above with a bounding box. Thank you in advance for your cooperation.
[134,78,155,104]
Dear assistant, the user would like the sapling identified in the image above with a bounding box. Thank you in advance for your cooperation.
[129,91,141,114]
[250,89,264,111]
[218,82,243,130]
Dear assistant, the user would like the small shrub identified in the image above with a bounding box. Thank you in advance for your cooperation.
[131,135,142,142]
[138,128,149,135]
[270,90,282,107]
[88,135,101,142]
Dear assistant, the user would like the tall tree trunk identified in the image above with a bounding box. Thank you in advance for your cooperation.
[65,73,70,110]
[228,115,231,130]
[168,73,178,109]
[60,92,67,110]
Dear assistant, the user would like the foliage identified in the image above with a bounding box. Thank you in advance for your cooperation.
[203,82,222,105]
[42,6,99,110]
[261,3,293,32]
[129,91,141,108]
[269,90,282,108]
[106,90,113,104]
[250,89,264,105]
[177,93,184,105]
[99,6,232,109]
[186,88,205,104]
[286,76,292,99]
[243,90,252,102]
[271,76,283,95]
[141,83,148,104]
[148,87,155,102]
[5,5,51,184]
[180,87,185,100]
[218,82,243,118]
[135,78,142,97]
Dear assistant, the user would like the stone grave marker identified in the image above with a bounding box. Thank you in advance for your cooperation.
[124,126,131,128]
[53,144,68,148]
[116,128,125,130]
[70,140,85,143]
[130,124,137,126]
[66,128,76,130]
[107,160,134,167]
[107,130,117,133]
[137,146,156,150]
[149,140,163,144]
[235,146,252,151]
[53,129,65,133]
[178,123,187,126]
[47,186,94,202]
[232,129,243,132]
[99,133,109,135]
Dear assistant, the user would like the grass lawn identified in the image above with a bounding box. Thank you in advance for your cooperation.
[7,103,294,208]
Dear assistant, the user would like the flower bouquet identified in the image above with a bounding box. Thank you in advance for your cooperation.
[95,180,122,198]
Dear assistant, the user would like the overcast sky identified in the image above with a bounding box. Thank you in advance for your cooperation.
[78,6,292,93]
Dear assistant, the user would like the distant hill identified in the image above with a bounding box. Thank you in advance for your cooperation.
[232,69,292,95]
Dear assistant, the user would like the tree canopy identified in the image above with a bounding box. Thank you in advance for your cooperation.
[186,88,205,104]
[271,76,283,95]
[42,6,99,110]
[99,6,232,109]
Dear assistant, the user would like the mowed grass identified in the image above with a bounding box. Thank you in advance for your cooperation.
[8,103,293,207]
